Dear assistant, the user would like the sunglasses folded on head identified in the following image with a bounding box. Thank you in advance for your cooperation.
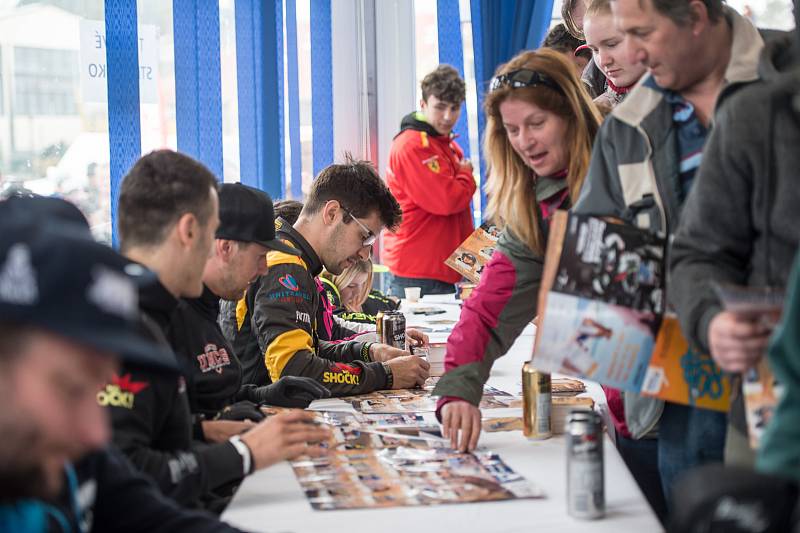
[489,69,564,95]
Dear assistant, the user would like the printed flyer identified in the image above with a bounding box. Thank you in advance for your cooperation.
[532,211,732,411]
[445,223,502,283]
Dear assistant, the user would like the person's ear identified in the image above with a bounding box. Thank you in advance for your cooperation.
[420,97,427,110]
[321,200,340,227]
[217,239,235,262]
[175,213,199,249]
[687,0,710,35]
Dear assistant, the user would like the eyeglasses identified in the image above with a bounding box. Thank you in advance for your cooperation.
[342,207,377,247]
[489,69,564,95]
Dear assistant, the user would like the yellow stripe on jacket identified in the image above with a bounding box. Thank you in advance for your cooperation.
[236,297,248,331]
[266,328,314,381]
[267,246,307,269]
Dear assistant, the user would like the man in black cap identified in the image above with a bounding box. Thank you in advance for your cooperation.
[0,199,244,532]
[108,150,330,511]
[173,183,330,431]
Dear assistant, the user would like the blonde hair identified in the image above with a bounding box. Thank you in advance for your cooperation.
[586,0,612,19]
[321,259,372,312]
[483,48,601,254]
[562,0,589,39]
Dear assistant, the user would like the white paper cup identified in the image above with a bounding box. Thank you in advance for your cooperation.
[404,287,421,302]
[427,343,446,377]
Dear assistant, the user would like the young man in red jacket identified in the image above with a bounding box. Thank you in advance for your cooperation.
[383,65,476,297]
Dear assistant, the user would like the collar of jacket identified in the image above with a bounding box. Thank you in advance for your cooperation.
[275,218,323,276]
[612,6,764,130]
[137,271,179,327]
[320,276,341,301]
[185,283,221,322]
[396,111,458,141]
[535,169,568,202]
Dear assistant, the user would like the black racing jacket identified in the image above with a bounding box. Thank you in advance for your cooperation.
[315,275,361,340]
[104,277,245,509]
[319,277,399,325]
[173,285,243,418]
[0,448,244,532]
[232,218,388,394]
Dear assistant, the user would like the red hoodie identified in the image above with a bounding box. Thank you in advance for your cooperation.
[383,112,477,284]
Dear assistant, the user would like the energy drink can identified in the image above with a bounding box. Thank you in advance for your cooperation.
[567,409,605,520]
[522,362,551,439]
[375,310,385,341]
[381,311,406,350]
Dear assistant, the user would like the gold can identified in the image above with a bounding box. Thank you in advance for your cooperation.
[375,310,385,341]
[522,362,552,440]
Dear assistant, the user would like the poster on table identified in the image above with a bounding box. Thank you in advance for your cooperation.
[289,409,543,510]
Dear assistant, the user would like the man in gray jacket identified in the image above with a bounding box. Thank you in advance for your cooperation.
[670,20,799,468]
[572,0,782,504]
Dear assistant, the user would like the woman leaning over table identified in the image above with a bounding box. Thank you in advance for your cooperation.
[433,48,601,452]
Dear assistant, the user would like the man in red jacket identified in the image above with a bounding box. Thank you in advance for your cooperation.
[383,65,476,297]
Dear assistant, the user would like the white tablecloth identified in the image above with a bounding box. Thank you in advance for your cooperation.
[222,297,661,532]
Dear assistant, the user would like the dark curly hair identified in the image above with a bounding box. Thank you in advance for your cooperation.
[420,65,466,104]
[302,154,402,231]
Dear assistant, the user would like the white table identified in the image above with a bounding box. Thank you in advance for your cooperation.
[222,297,661,532]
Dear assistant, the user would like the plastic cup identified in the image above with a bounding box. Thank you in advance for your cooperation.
[404,287,421,302]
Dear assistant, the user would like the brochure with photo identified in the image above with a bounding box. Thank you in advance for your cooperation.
[444,223,502,283]
[532,211,732,411]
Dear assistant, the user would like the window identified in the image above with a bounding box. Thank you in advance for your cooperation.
[0,2,110,242]
[14,47,79,115]
[220,0,240,183]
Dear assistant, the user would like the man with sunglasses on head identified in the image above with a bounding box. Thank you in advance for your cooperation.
[232,156,430,395]
[383,64,476,299]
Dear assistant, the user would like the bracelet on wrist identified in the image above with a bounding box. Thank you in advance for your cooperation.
[382,362,394,389]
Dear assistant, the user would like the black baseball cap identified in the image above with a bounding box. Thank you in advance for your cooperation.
[0,205,177,372]
[216,183,299,255]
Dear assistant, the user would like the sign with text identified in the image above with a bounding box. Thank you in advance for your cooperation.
[79,19,159,104]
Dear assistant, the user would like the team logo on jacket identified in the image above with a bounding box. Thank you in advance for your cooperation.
[323,362,362,385]
[279,274,300,291]
[97,373,149,409]
[422,155,440,173]
[197,343,232,374]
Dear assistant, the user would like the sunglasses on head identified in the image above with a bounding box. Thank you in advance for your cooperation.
[489,69,564,95]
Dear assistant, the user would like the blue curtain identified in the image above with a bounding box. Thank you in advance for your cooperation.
[470,0,554,219]
[310,0,333,177]
[436,0,469,160]
[173,0,224,180]
[105,0,141,248]
[235,0,285,199]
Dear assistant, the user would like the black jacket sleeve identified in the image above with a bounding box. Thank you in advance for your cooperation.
[107,366,245,507]
[251,261,388,396]
[85,448,245,533]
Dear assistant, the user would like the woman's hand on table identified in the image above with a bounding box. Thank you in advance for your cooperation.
[441,400,482,452]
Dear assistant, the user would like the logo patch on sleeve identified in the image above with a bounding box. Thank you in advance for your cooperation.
[279,274,300,291]
[97,373,149,409]
[322,362,362,385]
[196,344,232,374]
[422,155,440,173]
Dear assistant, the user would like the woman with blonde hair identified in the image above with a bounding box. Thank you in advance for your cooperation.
[433,48,601,452]
[320,259,399,324]
[581,0,647,113]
